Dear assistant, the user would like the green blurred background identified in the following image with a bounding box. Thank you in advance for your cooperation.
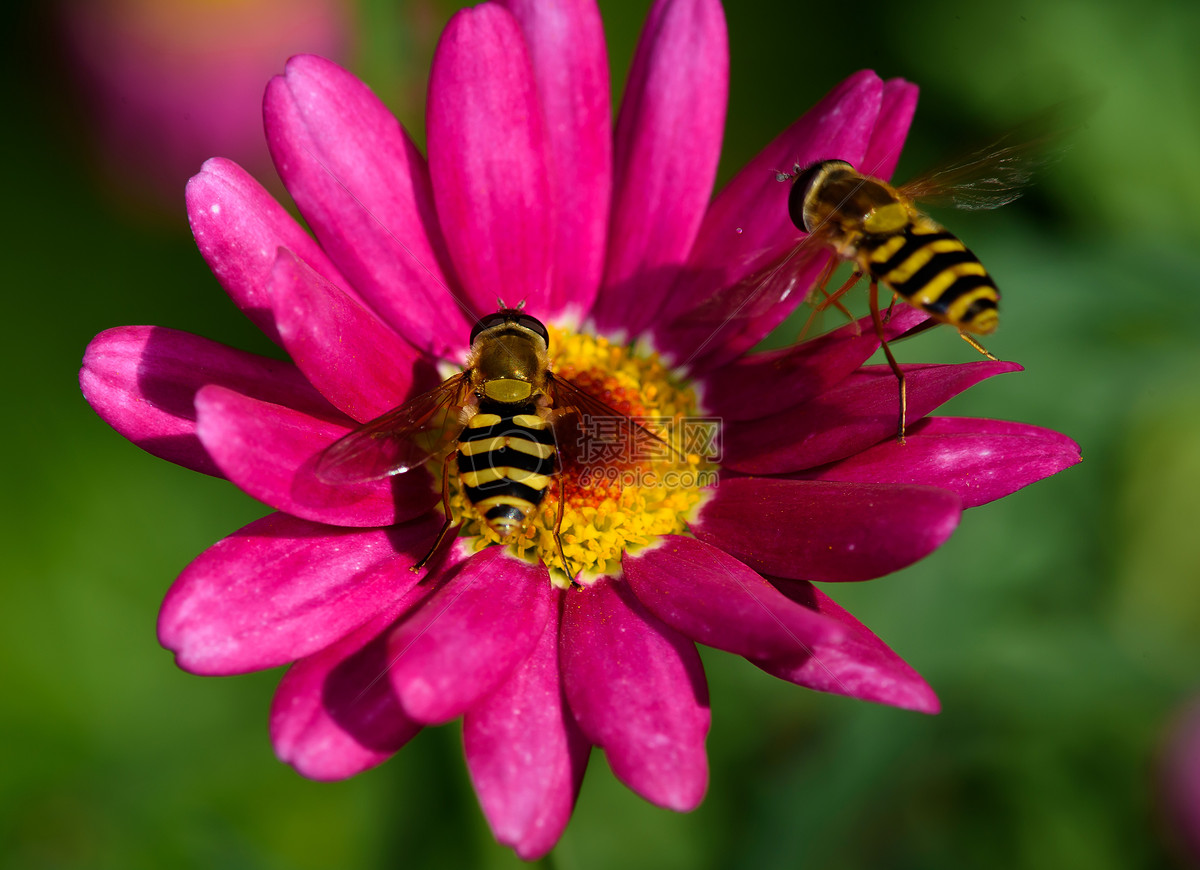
[4,0,1199,867]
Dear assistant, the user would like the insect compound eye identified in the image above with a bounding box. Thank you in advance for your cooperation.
[515,314,549,345]
[786,159,853,233]
[787,162,824,233]
[469,312,510,344]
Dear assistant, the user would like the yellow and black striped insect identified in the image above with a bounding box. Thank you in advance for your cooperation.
[694,108,1078,440]
[315,308,662,577]
[787,158,1001,336]
[782,156,1009,440]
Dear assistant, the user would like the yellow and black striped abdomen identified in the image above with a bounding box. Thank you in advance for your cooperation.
[457,401,557,538]
[860,222,1000,334]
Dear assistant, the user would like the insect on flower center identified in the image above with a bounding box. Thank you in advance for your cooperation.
[445,325,715,587]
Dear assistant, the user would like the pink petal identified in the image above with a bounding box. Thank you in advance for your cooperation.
[861,78,919,181]
[159,511,444,675]
[194,385,437,526]
[264,54,469,356]
[270,602,423,782]
[700,306,928,421]
[498,0,611,316]
[185,157,350,347]
[654,70,884,366]
[722,360,1024,474]
[561,577,709,811]
[661,70,880,315]
[691,478,962,582]
[623,535,846,658]
[269,249,429,423]
[464,596,589,860]
[387,547,554,724]
[427,6,554,317]
[269,542,470,781]
[591,0,728,335]
[789,416,1082,508]
[80,325,340,477]
[755,578,940,713]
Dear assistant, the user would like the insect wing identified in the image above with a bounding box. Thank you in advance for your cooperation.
[675,231,833,328]
[897,99,1089,211]
[546,372,677,469]
[316,375,469,484]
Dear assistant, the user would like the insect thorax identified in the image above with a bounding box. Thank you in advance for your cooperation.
[471,331,548,404]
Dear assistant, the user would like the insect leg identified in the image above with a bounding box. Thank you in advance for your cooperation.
[958,331,999,361]
[798,259,856,341]
[797,304,824,344]
[812,269,865,331]
[412,457,458,573]
[822,289,857,327]
[884,292,899,323]
[812,255,839,293]
[815,269,865,314]
[553,474,578,585]
[869,280,907,444]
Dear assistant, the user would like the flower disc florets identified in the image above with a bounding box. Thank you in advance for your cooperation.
[449,324,714,585]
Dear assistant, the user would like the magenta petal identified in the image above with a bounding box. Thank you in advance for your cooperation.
[498,0,611,316]
[264,54,469,355]
[722,360,1024,474]
[654,71,884,366]
[592,0,728,335]
[80,325,340,477]
[661,70,880,321]
[270,603,423,782]
[861,78,919,181]
[691,478,962,582]
[185,157,350,346]
[269,249,427,422]
[464,596,589,860]
[755,578,940,713]
[387,547,553,724]
[194,385,437,526]
[270,543,471,781]
[561,577,709,811]
[789,416,1082,508]
[701,306,928,421]
[427,6,554,316]
[623,535,845,658]
[158,512,444,675]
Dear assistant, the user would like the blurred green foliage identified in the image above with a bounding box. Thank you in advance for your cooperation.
[3,0,1199,868]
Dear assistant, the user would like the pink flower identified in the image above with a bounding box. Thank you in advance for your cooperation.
[79,0,1080,859]
[59,0,352,210]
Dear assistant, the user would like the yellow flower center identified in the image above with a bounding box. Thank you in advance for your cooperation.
[443,325,714,588]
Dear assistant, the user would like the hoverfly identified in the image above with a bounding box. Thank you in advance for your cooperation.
[316,307,666,578]
[689,104,1078,441]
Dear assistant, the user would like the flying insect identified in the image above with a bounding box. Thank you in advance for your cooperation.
[316,307,665,577]
[691,109,1075,441]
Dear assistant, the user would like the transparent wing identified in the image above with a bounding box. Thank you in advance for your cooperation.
[545,372,678,468]
[316,374,470,484]
[673,230,834,328]
[897,99,1091,211]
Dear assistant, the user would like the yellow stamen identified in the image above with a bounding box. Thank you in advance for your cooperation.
[440,325,714,587]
